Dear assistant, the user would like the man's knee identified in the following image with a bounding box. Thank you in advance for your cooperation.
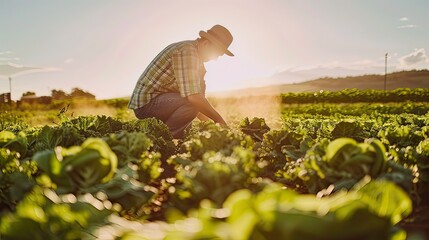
[168,103,198,124]
[165,103,198,138]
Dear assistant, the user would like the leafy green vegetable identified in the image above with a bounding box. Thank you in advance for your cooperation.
[0,130,28,157]
[0,187,112,240]
[255,129,310,186]
[86,165,157,210]
[0,147,37,211]
[281,87,429,104]
[416,138,429,204]
[295,138,413,194]
[0,112,28,132]
[378,125,425,148]
[104,130,153,167]
[170,147,260,212]
[0,171,35,211]
[331,120,368,141]
[416,138,429,189]
[111,180,411,240]
[104,130,163,184]
[179,121,253,160]
[1,91,428,239]
[123,118,176,161]
[240,117,271,142]
[28,125,84,154]
[222,180,411,240]
[34,138,118,193]
[61,115,124,138]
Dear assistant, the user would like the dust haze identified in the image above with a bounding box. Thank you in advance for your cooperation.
[69,100,121,119]
[209,95,283,129]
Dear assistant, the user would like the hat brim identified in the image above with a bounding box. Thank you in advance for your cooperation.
[199,31,234,56]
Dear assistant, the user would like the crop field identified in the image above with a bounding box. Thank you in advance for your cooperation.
[0,88,428,239]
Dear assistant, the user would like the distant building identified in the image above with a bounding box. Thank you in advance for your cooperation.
[0,92,11,104]
[18,95,52,105]
[2,88,97,107]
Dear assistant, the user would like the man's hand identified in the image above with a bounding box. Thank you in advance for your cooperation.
[187,94,227,126]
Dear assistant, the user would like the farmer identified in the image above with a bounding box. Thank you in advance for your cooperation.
[128,25,234,138]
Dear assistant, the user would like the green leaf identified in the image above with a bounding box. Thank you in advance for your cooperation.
[325,138,357,164]
[0,130,28,157]
[357,180,412,225]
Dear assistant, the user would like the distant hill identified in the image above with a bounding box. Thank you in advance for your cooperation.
[207,69,429,98]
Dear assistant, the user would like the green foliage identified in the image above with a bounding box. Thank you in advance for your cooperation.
[28,125,85,154]
[104,180,411,240]
[377,124,427,167]
[136,152,162,184]
[0,171,36,211]
[179,121,253,160]
[282,87,429,104]
[85,165,157,210]
[239,117,271,141]
[256,129,311,185]
[324,138,387,178]
[32,135,158,211]
[0,130,28,157]
[123,118,175,161]
[282,102,429,116]
[331,120,369,141]
[61,115,124,138]
[0,145,37,211]
[104,131,153,167]
[1,89,428,238]
[0,112,28,132]
[0,187,112,240]
[282,116,335,139]
[296,138,413,194]
[378,124,426,148]
[416,139,429,183]
[103,130,163,184]
[169,147,262,212]
[219,180,411,240]
[34,138,118,193]
[101,97,129,109]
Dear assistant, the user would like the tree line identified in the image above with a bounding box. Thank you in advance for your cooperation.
[21,88,95,100]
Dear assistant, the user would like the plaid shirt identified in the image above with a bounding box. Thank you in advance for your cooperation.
[128,40,206,109]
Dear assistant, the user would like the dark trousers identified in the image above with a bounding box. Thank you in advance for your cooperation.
[133,93,198,139]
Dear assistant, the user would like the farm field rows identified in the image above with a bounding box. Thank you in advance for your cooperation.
[0,88,428,239]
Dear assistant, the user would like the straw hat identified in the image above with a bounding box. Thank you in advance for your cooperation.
[199,25,234,56]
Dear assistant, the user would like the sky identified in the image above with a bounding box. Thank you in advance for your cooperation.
[1,0,428,100]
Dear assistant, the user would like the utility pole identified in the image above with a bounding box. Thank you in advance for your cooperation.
[384,53,388,92]
[9,76,12,101]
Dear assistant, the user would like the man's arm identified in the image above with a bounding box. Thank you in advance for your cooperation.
[187,94,227,125]
[197,113,210,121]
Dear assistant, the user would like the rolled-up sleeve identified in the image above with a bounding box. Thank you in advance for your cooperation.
[172,47,202,97]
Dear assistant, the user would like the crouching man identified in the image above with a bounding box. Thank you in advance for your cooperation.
[128,25,234,138]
